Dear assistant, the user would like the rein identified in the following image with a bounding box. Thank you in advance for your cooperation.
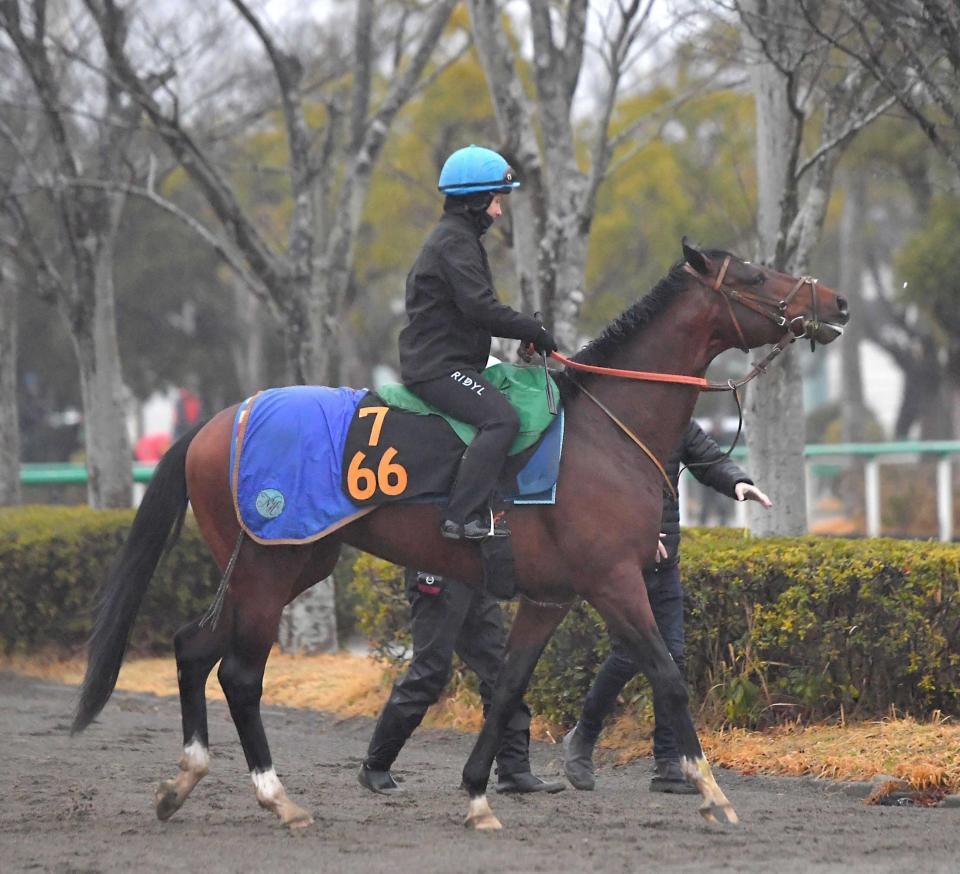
[561,373,678,501]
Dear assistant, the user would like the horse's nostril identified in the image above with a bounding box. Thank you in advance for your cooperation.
[836,296,850,322]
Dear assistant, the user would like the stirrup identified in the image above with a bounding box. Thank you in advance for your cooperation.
[464,508,509,540]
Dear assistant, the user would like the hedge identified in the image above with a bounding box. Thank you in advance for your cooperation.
[349,529,960,728]
[0,506,362,656]
[0,506,221,654]
[4,506,960,731]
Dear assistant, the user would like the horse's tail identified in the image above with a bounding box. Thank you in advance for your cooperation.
[72,422,205,734]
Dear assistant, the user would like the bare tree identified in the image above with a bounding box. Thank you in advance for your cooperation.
[82,0,460,653]
[468,0,675,347]
[862,255,953,439]
[0,33,28,506]
[1,0,136,508]
[800,0,960,177]
[736,0,894,535]
[0,228,20,505]
[838,168,869,444]
[85,0,460,386]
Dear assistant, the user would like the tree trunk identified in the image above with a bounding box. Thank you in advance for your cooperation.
[744,0,808,536]
[839,170,868,442]
[837,170,869,516]
[230,278,267,396]
[73,233,132,509]
[0,256,21,506]
[278,578,338,654]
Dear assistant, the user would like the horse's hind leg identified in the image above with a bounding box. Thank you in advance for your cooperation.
[462,596,571,830]
[589,565,738,825]
[218,539,341,828]
[156,618,228,821]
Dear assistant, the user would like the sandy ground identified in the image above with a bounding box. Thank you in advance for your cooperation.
[4,673,960,873]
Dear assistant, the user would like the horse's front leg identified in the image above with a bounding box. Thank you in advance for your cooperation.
[589,564,738,825]
[462,595,571,830]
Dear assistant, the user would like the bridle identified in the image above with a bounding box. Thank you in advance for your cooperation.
[550,255,826,497]
[682,255,823,353]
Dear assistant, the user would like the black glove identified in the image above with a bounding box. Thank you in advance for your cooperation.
[531,326,558,355]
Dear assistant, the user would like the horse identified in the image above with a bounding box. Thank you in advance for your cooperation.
[71,239,848,831]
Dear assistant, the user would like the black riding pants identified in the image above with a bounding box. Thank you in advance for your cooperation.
[577,562,686,762]
[405,369,519,524]
[363,570,531,777]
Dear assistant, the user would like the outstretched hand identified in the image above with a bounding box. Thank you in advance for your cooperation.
[655,533,668,563]
[735,482,773,508]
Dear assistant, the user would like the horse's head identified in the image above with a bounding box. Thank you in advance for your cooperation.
[681,239,849,351]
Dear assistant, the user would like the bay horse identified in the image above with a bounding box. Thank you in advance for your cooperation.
[71,240,848,831]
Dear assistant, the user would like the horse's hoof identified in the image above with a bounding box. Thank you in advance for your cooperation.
[155,780,182,821]
[281,805,314,829]
[464,795,502,831]
[465,812,503,830]
[699,800,739,825]
[285,812,314,829]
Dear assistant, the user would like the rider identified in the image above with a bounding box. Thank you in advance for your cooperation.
[398,145,558,541]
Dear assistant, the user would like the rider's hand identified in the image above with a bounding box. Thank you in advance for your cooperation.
[735,482,773,508]
[531,327,558,355]
[517,340,536,363]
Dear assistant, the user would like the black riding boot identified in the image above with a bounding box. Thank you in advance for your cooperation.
[405,370,519,541]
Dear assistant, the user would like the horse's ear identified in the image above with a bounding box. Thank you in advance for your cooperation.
[682,236,708,274]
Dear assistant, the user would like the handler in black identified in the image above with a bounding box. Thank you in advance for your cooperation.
[562,420,772,793]
[358,568,565,795]
[398,145,557,541]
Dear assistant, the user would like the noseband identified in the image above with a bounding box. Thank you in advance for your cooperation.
[682,256,821,352]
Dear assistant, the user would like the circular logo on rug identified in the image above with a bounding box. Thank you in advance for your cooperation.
[255,488,285,519]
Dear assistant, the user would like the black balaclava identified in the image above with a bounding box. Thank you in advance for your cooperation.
[443,192,496,234]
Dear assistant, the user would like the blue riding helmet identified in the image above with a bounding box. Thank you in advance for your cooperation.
[437,145,520,196]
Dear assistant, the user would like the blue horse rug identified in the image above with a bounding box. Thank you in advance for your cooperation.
[230,384,564,545]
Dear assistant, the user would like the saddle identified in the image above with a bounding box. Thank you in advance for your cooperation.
[230,365,563,547]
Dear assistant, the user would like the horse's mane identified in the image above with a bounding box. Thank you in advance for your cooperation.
[569,248,732,368]
[557,248,731,401]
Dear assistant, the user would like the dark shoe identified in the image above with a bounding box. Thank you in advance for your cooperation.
[440,519,465,540]
[494,771,566,794]
[358,763,404,795]
[441,512,510,541]
[649,758,698,795]
[562,724,597,791]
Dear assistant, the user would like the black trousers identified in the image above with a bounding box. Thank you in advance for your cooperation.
[577,563,686,761]
[363,570,531,777]
[406,369,519,524]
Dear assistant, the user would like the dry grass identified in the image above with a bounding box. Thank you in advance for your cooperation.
[8,650,960,792]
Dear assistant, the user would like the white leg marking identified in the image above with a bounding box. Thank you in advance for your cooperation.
[251,767,283,802]
[465,795,502,830]
[182,739,210,775]
[681,755,739,825]
[155,737,209,821]
[251,767,314,828]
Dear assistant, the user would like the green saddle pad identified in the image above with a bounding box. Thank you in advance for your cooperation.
[376,362,560,455]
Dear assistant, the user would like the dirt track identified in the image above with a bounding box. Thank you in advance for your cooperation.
[3,673,959,873]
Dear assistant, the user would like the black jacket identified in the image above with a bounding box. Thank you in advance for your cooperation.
[398,208,542,385]
[652,420,752,570]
